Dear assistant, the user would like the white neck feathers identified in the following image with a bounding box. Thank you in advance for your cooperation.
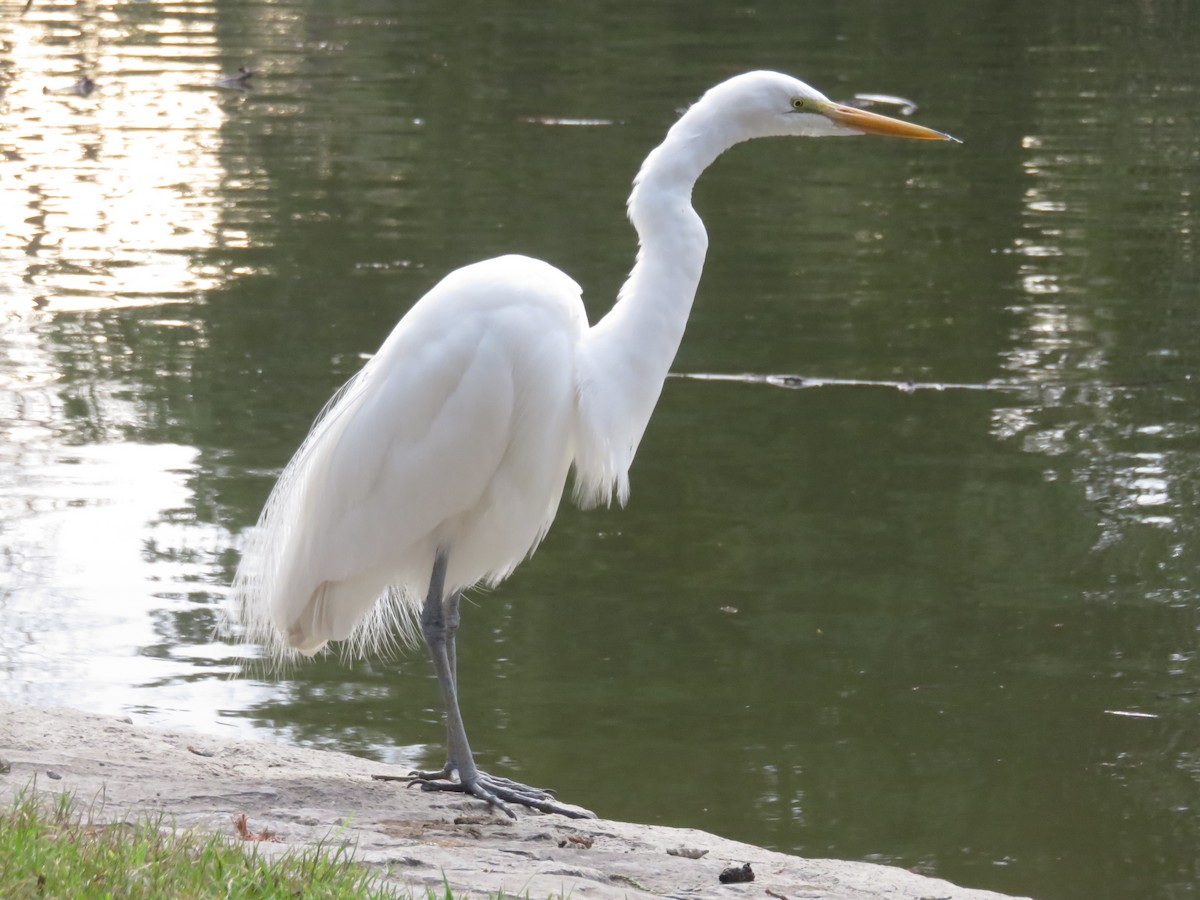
[572,89,748,507]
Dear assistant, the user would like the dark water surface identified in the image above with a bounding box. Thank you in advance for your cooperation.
[3,2,1199,898]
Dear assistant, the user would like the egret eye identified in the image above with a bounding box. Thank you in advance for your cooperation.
[791,97,807,111]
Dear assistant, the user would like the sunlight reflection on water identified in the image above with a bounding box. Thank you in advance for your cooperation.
[0,0,272,736]
[2,9,235,313]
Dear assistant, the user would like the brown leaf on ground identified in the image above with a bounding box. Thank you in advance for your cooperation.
[233,812,279,842]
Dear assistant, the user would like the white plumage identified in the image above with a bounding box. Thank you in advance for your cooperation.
[236,256,589,655]
[232,71,955,817]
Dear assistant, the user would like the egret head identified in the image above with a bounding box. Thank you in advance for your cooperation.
[701,70,959,143]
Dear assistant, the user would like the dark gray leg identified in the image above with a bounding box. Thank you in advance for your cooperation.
[407,551,594,819]
[413,554,476,782]
[408,565,462,781]
[444,587,460,689]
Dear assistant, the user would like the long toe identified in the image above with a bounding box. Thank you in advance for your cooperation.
[408,763,455,781]
[409,770,595,819]
[481,774,557,796]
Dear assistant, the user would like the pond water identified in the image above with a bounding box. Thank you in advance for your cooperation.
[2,2,1199,898]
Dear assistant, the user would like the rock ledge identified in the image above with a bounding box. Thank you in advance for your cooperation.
[0,701,1030,900]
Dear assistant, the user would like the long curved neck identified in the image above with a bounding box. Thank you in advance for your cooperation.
[606,97,738,346]
[574,98,744,506]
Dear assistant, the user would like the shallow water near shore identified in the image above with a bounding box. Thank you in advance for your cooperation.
[2,2,1199,899]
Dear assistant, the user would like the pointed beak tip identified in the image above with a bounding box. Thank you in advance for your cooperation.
[824,102,960,144]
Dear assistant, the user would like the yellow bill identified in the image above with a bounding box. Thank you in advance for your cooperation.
[819,100,961,142]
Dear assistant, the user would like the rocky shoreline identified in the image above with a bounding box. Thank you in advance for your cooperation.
[0,701,1030,899]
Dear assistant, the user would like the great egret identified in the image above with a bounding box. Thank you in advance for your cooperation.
[233,70,957,819]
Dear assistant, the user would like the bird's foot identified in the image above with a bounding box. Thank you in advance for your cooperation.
[408,768,595,819]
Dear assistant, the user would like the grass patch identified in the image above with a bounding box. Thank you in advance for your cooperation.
[0,784,411,899]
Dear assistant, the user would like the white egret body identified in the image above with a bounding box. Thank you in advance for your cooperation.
[234,71,956,818]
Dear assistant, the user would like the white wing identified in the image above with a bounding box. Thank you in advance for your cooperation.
[233,256,586,658]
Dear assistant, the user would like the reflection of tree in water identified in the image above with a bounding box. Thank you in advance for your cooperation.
[972,41,1200,892]
[987,40,1200,574]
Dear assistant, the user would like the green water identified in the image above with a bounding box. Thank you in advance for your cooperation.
[2,2,1199,898]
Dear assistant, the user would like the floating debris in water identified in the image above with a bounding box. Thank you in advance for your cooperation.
[519,116,614,127]
[842,92,919,116]
[214,66,257,89]
[43,76,97,97]
[673,372,1017,393]
[1103,709,1158,719]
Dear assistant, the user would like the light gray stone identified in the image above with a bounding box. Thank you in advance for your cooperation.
[0,701,1031,900]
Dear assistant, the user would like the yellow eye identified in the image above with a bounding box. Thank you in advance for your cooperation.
[791,98,807,111]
